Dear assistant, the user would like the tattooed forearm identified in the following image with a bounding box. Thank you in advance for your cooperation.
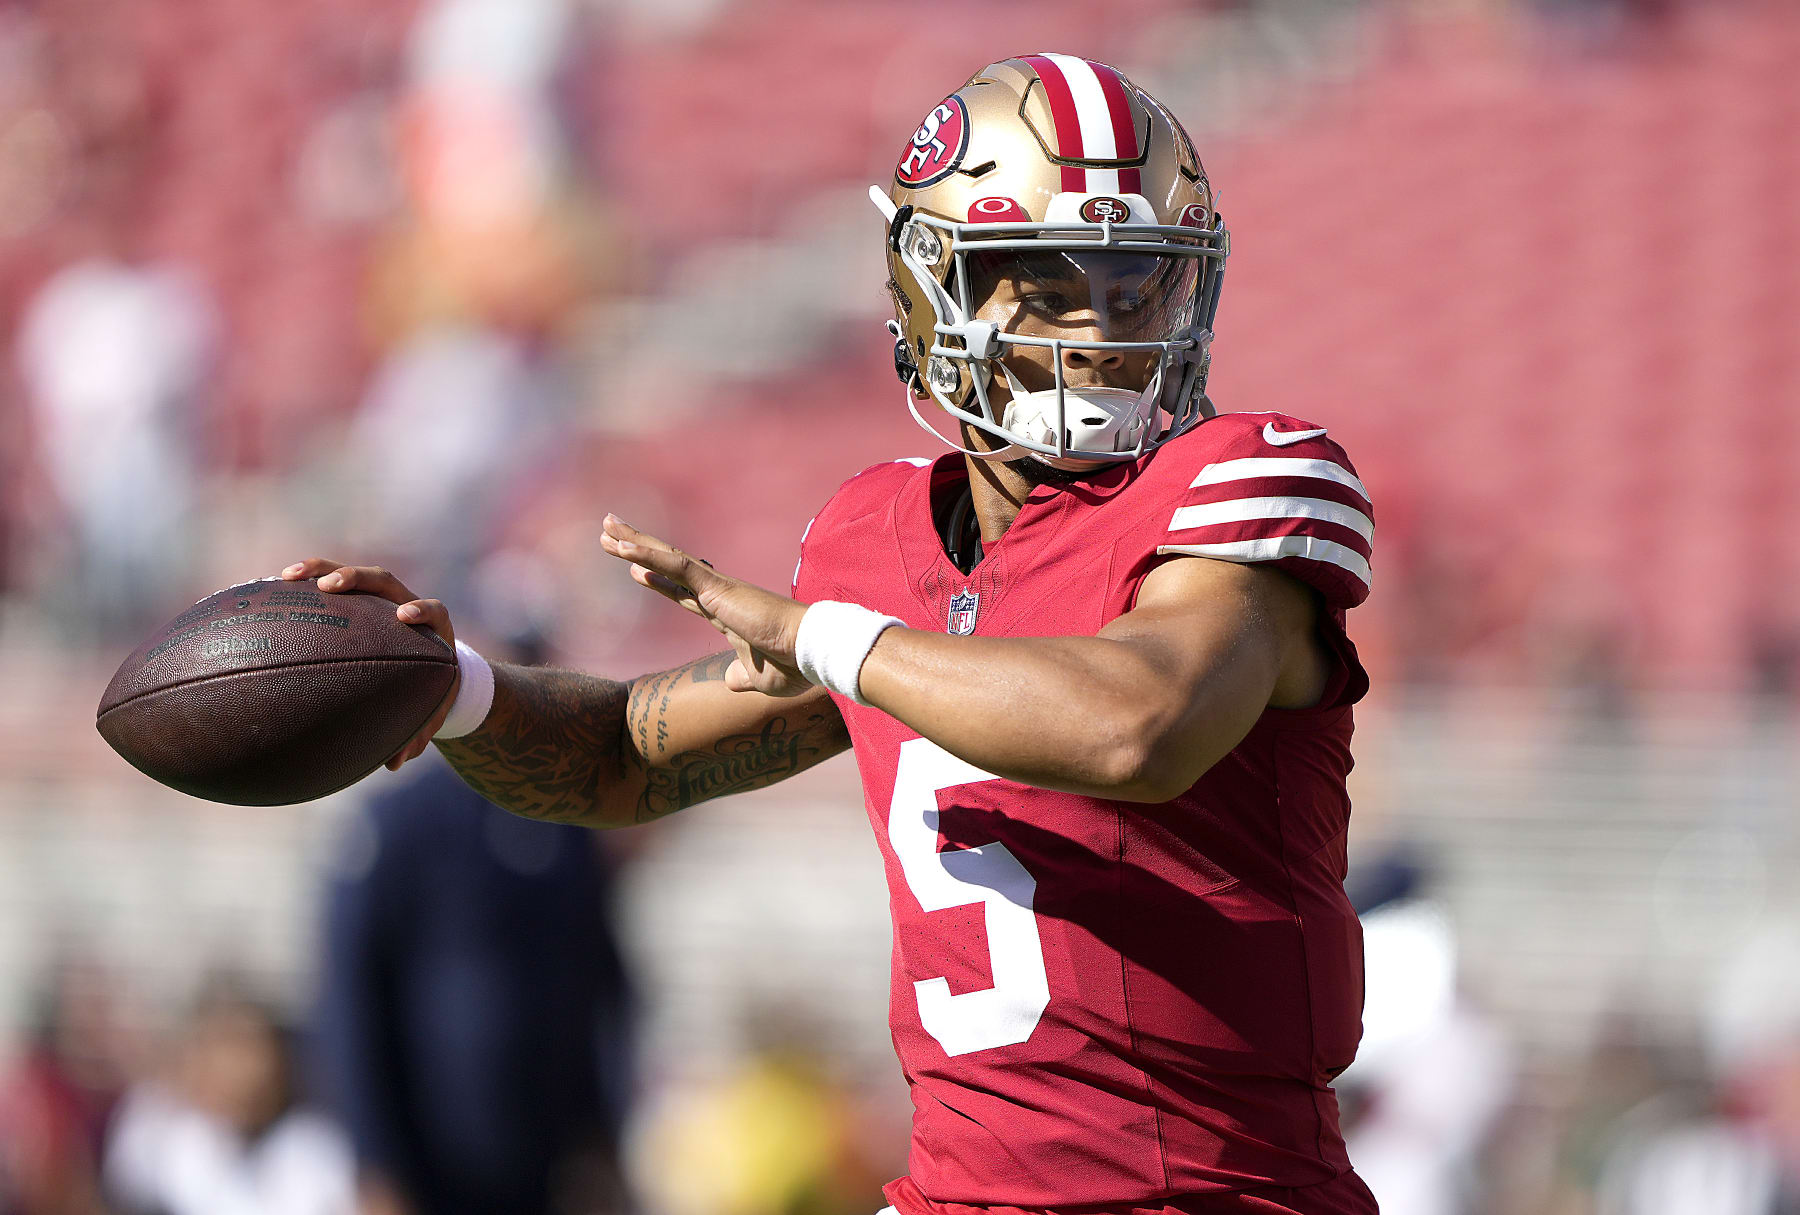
[439,651,850,829]
[636,706,851,822]
[628,666,679,757]
[437,664,637,825]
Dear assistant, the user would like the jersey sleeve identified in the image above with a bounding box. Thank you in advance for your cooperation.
[791,457,933,602]
[1155,414,1373,610]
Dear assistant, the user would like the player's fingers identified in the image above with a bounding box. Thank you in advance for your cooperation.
[385,673,457,770]
[602,516,721,590]
[386,738,431,771]
[385,736,420,770]
[602,514,682,554]
[282,558,346,581]
[394,598,455,647]
[314,564,419,605]
[629,565,710,619]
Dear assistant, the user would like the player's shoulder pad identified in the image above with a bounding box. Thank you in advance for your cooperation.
[1150,412,1373,609]
[792,457,932,597]
[1148,411,1359,476]
[811,457,932,532]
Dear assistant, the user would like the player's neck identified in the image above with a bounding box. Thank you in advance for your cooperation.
[963,452,1032,546]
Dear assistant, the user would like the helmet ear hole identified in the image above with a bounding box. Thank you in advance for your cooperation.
[893,333,920,390]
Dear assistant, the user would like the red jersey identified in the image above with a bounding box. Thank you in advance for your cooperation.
[791,412,1376,1213]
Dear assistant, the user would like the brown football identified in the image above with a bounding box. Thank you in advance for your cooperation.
[96,578,457,805]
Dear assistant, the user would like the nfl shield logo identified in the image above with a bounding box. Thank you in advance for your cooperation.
[947,589,979,635]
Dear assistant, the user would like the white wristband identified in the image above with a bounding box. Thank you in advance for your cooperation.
[794,601,903,705]
[435,640,497,739]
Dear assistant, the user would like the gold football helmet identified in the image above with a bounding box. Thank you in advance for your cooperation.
[873,53,1228,469]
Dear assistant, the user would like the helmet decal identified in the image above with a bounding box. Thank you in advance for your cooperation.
[1079,196,1132,224]
[1020,53,1144,194]
[897,94,970,188]
[967,196,1029,223]
[1177,202,1212,228]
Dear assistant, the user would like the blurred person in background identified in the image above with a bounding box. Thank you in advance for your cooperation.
[1584,911,1800,1213]
[14,204,213,643]
[102,974,355,1215]
[1337,855,1515,1215]
[1588,1052,1796,1215]
[637,1007,893,1215]
[313,620,635,1215]
[0,955,137,1215]
[339,0,619,608]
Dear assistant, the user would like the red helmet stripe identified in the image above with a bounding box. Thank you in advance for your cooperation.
[1022,54,1087,192]
[1090,61,1142,194]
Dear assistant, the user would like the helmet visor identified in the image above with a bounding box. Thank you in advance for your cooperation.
[963,248,1201,344]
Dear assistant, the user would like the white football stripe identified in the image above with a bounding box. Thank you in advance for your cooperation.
[1168,495,1374,543]
[1189,457,1370,502]
[1042,53,1118,160]
[1157,536,1372,588]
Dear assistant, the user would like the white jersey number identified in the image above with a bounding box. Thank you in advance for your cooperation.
[888,737,1051,1056]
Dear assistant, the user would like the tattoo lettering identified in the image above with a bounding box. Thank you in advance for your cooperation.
[628,666,679,758]
[441,650,849,829]
[636,708,847,822]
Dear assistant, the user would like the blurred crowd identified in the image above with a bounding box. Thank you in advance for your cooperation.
[16,847,1800,1215]
[2,0,1798,1212]
[0,0,627,647]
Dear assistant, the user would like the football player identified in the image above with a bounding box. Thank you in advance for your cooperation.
[286,54,1378,1215]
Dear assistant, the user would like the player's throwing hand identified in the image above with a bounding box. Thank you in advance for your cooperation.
[600,515,812,698]
[280,557,460,769]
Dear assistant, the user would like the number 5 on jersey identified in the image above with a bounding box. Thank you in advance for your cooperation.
[888,738,1051,1057]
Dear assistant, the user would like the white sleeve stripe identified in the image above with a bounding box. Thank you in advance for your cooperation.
[1168,495,1374,543]
[1189,457,1369,501]
[1156,536,1372,588]
[792,516,816,591]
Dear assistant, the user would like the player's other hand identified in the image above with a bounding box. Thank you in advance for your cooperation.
[599,516,813,698]
[281,558,459,769]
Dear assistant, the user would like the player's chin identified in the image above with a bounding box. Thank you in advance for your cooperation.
[1006,453,1114,488]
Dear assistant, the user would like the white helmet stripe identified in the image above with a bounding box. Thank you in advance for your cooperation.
[1041,53,1120,161]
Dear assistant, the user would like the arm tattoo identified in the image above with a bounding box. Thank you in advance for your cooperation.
[437,665,636,826]
[439,651,851,828]
[635,705,850,823]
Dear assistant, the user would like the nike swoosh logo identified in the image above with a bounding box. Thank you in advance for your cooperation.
[1264,422,1328,446]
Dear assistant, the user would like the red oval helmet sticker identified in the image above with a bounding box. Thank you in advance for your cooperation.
[1178,202,1211,227]
[1079,196,1132,224]
[967,196,1029,223]
[896,94,970,188]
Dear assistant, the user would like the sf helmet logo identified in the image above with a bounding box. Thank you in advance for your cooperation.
[1079,196,1131,224]
[896,95,969,188]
